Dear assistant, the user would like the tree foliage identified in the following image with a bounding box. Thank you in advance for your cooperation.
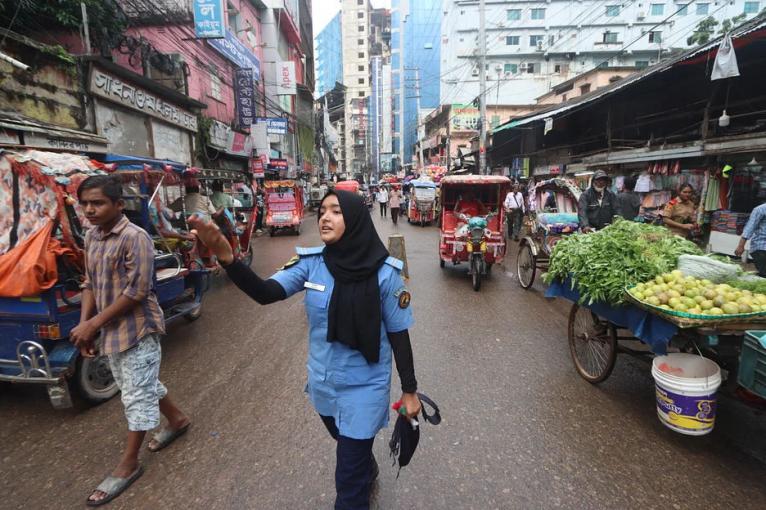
[687,13,748,46]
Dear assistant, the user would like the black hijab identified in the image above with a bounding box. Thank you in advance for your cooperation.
[322,190,389,363]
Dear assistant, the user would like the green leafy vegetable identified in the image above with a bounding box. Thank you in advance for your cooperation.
[543,219,703,304]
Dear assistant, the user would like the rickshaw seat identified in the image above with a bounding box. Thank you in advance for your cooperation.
[486,215,500,232]
[442,211,457,232]
[156,267,188,282]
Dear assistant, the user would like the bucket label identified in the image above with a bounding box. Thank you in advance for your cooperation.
[655,385,716,433]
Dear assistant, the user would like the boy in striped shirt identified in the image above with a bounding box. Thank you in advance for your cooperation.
[71,175,190,506]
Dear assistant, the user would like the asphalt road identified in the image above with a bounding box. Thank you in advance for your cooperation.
[2,209,766,509]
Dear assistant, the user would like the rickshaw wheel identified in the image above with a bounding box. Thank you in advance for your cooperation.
[471,258,481,291]
[73,355,118,404]
[567,304,617,384]
[517,243,536,289]
[439,258,445,268]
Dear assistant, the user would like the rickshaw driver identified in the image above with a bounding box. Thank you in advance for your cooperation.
[454,191,487,218]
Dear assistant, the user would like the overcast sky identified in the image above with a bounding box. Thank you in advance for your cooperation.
[312,0,390,35]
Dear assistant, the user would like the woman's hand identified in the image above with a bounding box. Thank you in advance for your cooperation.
[188,214,234,265]
[400,392,421,420]
[683,223,695,231]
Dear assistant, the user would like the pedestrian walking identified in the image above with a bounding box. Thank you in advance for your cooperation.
[736,202,766,277]
[377,186,389,218]
[503,183,525,241]
[389,187,402,225]
[71,175,190,507]
[614,175,642,220]
[190,190,421,510]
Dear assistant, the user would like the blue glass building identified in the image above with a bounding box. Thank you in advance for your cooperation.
[314,13,343,98]
[391,0,441,169]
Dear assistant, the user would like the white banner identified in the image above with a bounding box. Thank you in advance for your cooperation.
[277,61,296,95]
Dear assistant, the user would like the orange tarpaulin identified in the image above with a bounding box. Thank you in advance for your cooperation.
[0,220,77,297]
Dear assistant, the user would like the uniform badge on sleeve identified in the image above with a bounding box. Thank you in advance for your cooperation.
[279,255,300,271]
[394,287,411,309]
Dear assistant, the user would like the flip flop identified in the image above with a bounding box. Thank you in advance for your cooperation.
[86,465,144,507]
[147,423,191,452]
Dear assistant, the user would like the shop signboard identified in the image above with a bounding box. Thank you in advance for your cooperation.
[251,158,265,178]
[89,67,198,132]
[208,29,261,81]
[277,61,296,95]
[267,158,288,171]
[209,119,229,150]
[255,117,288,135]
[234,68,255,128]
[193,0,225,39]
[450,104,480,132]
[24,132,108,153]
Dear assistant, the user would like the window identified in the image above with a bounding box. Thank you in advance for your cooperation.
[531,8,546,20]
[504,63,518,74]
[358,38,364,45]
[358,0,363,4]
[651,4,664,15]
[561,94,567,102]
[580,84,591,94]
[603,31,619,43]
[529,35,544,47]
[635,60,650,68]
[505,35,520,45]
[358,12,364,18]
[210,73,222,101]
[648,30,662,43]
[507,9,521,20]
[697,3,709,14]
[491,115,501,128]
[744,1,760,13]
[548,35,555,46]
[606,5,620,16]
[358,91,365,97]
[554,63,569,73]
[526,63,536,74]
[358,25,365,32]
[358,52,364,58]
[358,78,365,84]
[358,65,365,71]
[677,5,688,15]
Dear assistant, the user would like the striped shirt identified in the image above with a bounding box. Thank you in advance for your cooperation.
[82,215,165,354]
[742,203,766,253]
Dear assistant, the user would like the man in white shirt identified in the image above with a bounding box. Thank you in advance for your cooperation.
[376,187,389,218]
[503,184,526,241]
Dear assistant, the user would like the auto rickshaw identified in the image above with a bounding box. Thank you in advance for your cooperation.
[264,180,303,236]
[0,150,210,409]
[438,175,511,291]
[196,169,257,267]
[408,179,437,226]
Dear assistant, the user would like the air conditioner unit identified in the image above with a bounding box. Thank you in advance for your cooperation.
[471,68,479,76]
[519,63,529,71]
[536,40,544,50]
[637,11,646,20]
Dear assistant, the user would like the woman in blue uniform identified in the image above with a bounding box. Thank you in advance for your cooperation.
[190,190,421,510]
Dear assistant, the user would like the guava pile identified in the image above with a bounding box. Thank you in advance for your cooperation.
[629,270,766,316]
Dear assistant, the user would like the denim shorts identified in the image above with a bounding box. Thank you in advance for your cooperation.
[108,334,168,432]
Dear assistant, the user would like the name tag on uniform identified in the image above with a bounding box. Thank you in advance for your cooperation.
[304,282,326,292]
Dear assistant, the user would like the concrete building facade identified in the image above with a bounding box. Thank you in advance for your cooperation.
[440,0,764,105]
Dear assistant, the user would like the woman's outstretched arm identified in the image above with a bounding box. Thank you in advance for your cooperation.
[222,260,286,304]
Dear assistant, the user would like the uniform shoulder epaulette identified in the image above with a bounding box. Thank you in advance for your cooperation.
[279,246,324,270]
[296,245,325,257]
[384,256,404,270]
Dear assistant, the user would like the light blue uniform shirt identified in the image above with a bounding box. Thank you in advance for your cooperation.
[271,246,414,440]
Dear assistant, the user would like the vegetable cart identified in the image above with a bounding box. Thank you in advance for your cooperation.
[517,178,581,289]
[547,278,766,399]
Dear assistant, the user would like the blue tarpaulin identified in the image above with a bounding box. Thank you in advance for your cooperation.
[545,279,677,354]
[102,154,188,173]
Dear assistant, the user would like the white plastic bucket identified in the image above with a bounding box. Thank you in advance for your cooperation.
[651,353,722,436]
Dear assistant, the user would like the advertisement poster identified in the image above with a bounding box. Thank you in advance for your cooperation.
[277,61,296,95]
[208,29,261,81]
[254,117,288,135]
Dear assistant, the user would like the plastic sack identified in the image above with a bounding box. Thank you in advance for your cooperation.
[0,220,74,297]
[678,254,739,283]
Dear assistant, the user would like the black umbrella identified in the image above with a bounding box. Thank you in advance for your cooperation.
[389,392,441,475]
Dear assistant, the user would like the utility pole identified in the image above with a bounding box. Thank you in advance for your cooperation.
[398,1,407,175]
[478,0,487,174]
[80,2,92,54]
[414,68,423,171]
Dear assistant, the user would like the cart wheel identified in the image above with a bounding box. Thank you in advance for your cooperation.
[517,242,536,289]
[269,228,275,237]
[439,258,445,268]
[73,355,118,404]
[567,304,617,384]
[471,257,481,292]
[295,224,301,236]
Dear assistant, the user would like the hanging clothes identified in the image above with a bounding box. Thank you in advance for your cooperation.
[704,178,721,211]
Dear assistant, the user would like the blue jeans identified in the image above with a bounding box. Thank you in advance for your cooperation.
[320,415,375,510]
